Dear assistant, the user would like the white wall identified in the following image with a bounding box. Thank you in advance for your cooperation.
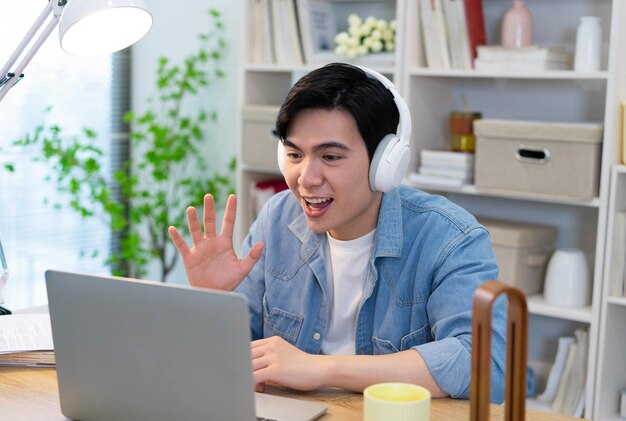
[130,0,244,283]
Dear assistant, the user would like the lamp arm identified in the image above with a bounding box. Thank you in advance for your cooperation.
[0,0,67,103]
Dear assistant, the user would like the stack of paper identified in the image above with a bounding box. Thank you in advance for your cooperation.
[474,46,572,72]
[410,149,474,188]
[0,313,55,367]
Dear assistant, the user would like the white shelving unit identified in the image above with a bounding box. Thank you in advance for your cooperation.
[401,0,625,418]
[595,165,626,420]
[239,0,625,418]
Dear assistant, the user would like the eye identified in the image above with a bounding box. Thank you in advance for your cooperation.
[286,151,302,160]
[323,154,342,162]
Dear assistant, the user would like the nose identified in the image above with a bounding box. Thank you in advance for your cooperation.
[296,157,323,188]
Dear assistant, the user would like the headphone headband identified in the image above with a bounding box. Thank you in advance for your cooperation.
[354,65,412,143]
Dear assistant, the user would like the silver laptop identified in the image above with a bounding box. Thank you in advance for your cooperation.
[45,270,327,421]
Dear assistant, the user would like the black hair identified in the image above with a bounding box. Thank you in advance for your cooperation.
[275,62,399,162]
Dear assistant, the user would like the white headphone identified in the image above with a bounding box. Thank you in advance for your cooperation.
[277,65,411,192]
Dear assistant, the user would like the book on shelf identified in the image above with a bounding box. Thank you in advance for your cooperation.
[463,0,486,62]
[420,149,474,168]
[536,336,575,403]
[609,212,626,297]
[409,172,471,188]
[251,0,273,64]
[252,0,276,64]
[442,0,472,70]
[419,0,451,69]
[418,165,472,180]
[296,0,339,64]
[271,0,304,65]
[474,59,571,72]
[474,45,572,72]
[551,329,588,417]
[250,178,289,219]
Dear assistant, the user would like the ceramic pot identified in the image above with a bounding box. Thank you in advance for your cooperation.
[501,0,533,48]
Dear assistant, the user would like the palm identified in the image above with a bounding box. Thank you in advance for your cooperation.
[169,194,264,291]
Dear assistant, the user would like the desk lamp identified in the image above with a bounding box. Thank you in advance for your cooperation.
[0,0,153,102]
[0,0,153,314]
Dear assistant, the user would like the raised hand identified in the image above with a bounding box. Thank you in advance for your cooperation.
[168,194,264,291]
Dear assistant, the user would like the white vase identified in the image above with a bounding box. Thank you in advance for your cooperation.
[543,248,591,307]
[574,16,602,72]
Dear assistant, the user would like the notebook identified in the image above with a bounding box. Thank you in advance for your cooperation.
[44,270,327,421]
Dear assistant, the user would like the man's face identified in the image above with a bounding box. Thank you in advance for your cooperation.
[282,108,382,240]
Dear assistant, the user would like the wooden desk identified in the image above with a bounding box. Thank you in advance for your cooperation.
[0,367,577,420]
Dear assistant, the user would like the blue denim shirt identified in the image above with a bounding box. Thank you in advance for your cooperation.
[236,185,506,402]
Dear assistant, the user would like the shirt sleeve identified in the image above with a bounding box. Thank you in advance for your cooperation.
[413,225,507,403]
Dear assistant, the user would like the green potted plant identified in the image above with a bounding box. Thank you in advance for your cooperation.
[7,9,234,282]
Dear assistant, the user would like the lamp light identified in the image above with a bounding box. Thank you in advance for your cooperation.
[0,0,152,102]
[60,0,153,56]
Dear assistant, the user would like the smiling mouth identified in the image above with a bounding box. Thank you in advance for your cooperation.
[303,197,333,210]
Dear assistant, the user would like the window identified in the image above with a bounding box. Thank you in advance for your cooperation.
[0,0,128,309]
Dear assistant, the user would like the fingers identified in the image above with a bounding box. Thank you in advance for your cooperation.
[241,242,264,273]
[203,194,217,239]
[186,206,204,245]
[168,226,189,257]
[219,194,237,239]
[255,382,266,393]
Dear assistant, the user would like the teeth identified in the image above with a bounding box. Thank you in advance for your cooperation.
[305,197,330,204]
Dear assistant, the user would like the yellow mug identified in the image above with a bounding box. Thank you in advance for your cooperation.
[364,382,431,421]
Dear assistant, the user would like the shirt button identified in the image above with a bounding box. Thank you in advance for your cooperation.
[313,332,321,341]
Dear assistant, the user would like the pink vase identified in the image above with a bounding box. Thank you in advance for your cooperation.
[501,0,533,48]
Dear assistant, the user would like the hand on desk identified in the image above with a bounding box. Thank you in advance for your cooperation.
[252,336,326,392]
[251,336,447,398]
[168,194,264,291]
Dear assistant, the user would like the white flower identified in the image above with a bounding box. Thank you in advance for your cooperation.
[335,32,349,44]
[371,40,384,53]
[334,14,396,59]
[365,16,377,27]
[347,14,362,27]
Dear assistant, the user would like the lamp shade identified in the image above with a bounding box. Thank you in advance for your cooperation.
[59,0,152,56]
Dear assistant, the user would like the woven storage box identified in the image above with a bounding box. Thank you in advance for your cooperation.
[242,105,280,170]
[479,217,558,295]
[474,119,603,199]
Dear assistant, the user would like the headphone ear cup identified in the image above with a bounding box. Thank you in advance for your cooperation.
[369,134,410,192]
[277,140,285,175]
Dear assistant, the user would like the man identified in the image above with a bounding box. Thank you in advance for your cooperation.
[169,63,506,402]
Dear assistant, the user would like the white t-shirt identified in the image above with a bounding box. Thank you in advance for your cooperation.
[320,229,376,355]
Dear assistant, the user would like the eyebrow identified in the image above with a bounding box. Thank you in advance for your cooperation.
[282,139,351,153]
